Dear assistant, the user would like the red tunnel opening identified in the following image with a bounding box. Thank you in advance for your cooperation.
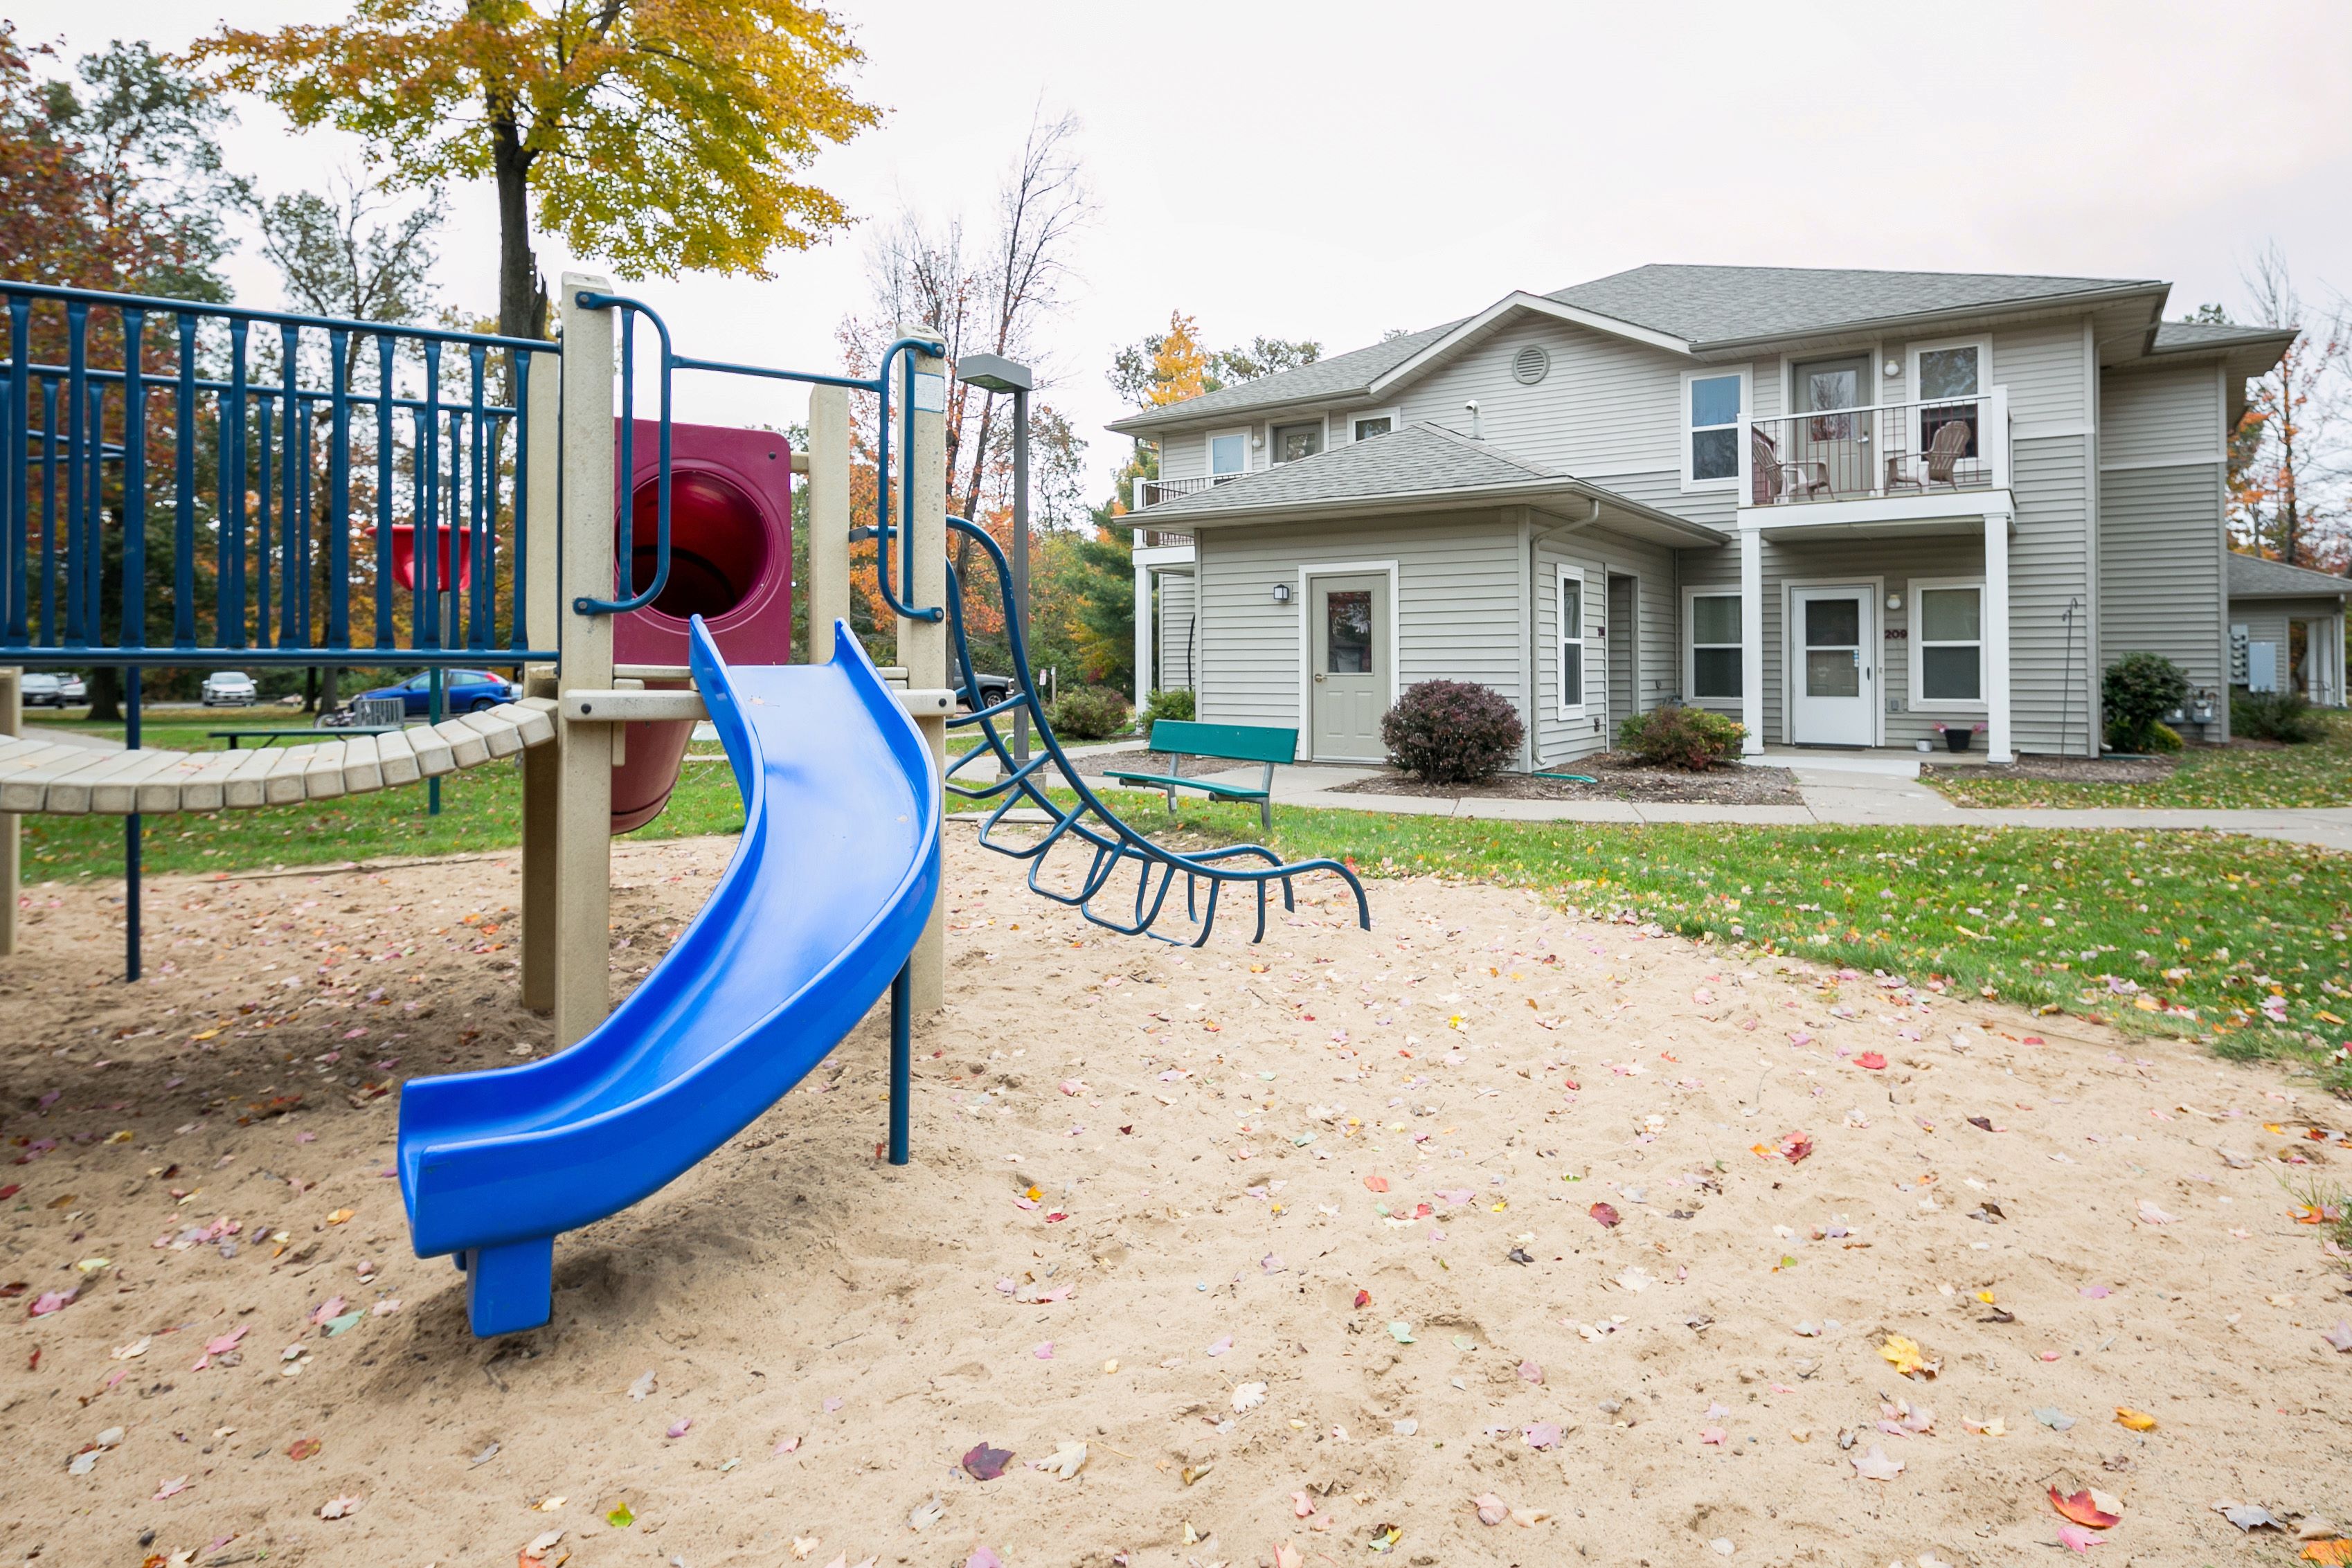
[627,469,771,622]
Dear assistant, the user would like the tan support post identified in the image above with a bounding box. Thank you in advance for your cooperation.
[0,667,17,957]
[554,273,618,1045]
[806,384,850,665]
[899,331,949,1013]
[519,345,564,1013]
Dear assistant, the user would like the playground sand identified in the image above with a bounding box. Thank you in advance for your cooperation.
[1,832,2344,1567]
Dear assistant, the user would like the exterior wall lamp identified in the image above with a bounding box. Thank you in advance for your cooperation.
[1272,584,1291,604]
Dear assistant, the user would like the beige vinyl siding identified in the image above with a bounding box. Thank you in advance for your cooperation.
[1983,317,2088,429]
[2006,435,2097,754]
[2102,363,2222,468]
[1157,430,1209,483]
[2098,465,2225,728]
[1156,569,1197,690]
[1194,513,1524,745]
[1532,528,1682,764]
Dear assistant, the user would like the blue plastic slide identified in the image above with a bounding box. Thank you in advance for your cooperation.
[397,618,940,1336]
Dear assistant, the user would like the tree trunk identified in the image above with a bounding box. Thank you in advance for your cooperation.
[86,665,120,723]
[490,110,547,342]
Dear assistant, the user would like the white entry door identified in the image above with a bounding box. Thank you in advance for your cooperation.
[1310,573,1388,761]
[1790,586,1876,746]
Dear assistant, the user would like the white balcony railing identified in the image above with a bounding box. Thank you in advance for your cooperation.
[1743,387,2009,506]
[1134,472,1244,509]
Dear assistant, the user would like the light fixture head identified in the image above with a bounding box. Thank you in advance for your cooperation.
[1272,583,1291,604]
[1886,593,1903,611]
[955,352,1033,393]
[1883,359,1902,377]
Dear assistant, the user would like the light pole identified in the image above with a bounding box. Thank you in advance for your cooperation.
[954,353,1034,764]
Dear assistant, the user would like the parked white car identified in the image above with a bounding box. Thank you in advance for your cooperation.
[201,671,259,707]
[19,672,85,707]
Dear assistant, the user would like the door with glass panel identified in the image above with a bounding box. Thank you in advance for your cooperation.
[1790,586,1875,746]
[1309,573,1387,762]
[1790,357,1873,498]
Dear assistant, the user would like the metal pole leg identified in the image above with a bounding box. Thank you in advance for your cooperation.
[125,666,140,982]
[889,960,911,1166]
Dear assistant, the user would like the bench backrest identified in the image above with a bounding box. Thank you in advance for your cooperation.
[1146,719,1296,765]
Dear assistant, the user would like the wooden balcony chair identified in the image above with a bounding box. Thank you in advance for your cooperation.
[1884,417,1975,494]
[1750,426,1832,504]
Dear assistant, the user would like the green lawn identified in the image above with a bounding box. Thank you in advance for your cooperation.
[1925,709,2352,809]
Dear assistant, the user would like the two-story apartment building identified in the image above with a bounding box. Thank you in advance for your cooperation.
[1114,265,2297,767]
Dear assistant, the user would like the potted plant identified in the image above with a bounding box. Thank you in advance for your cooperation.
[1932,721,1988,754]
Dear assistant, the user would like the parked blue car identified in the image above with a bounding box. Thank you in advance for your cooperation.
[354,669,517,717]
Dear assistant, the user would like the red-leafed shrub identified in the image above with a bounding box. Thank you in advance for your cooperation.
[1381,680,1523,784]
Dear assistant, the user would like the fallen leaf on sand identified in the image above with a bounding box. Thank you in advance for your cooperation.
[1613,1265,1654,1292]
[961,1442,1014,1481]
[2301,1540,2352,1565]
[318,1495,361,1520]
[1352,1289,1370,1308]
[2213,1502,2283,1531]
[773,1436,801,1454]
[665,1418,692,1439]
[1363,1175,1389,1192]
[2115,1407,2157,1432]
[1851,1445,1903,1481]
[2321,1322,2352,1353]
[1511,1507,1550,1527]
[2057,1523,2104,1553]
[1388,1321,1416,1344]
[2052,1487,2121,1529]
[1518,1359,1543,1384]
[605,1502,636,1528]
[2034,1407,2077,1430]
[907,1497,944,1530]
[626,1370,656,1400]
[1206,1334,1234,1356]
[1292,1490,1316,1518]
[1232,1381,1267,1412]
[1962,1416,2007,1437]
[287,1437,322,1461]
[1857,1052,1887,1070]
[1589,1201,1622,1227]
[325,1208,354,1225]
[1878,1334,1934,1378]
[154,1476,190,1500]
[1033,1441,1087,1479]
[523,1529,565,1561]
[1475,1493,1508,1526]
[1779,1130,1815,1163]
[1273,1543,1302,1568]
[1522,1423,1561,1450]
[2135,1199,2175,1225]
[791,1538,818,1560]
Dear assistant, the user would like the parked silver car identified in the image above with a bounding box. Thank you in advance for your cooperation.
[19,672,85,707]
[201,671,259,707]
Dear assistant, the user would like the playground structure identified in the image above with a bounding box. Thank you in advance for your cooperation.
[0,271,1367,1336]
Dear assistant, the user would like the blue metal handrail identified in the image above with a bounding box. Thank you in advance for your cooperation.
[939,514,1370,945]
[568,287,945,624]
[0,278,557,669]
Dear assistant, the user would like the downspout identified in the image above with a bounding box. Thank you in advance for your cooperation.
[1527,495,1604,768]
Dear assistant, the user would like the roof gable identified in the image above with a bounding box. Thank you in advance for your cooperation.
[2227,551,2351,600]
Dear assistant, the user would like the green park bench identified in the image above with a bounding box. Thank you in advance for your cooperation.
[1102,719,1295,832]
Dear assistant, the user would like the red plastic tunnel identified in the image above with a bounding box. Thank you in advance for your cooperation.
[610,420,794,834]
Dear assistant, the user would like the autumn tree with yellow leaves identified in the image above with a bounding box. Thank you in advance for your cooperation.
[197,0,882,341]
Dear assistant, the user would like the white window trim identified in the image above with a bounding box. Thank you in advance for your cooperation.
[1208,427,1252,478]
[1680,363,1750,492]
[1907,575,1989,713]
[1295,559,1401,762]
[1555,562,1590,721]
[1343,407,1403,444]
[1681,584,1743,708]
[1906,334,1993,405]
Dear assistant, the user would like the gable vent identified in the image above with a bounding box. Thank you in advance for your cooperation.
[1511,345,1550,386]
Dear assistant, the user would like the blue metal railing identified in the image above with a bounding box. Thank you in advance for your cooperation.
[571,290,944,624]
[0,279,557,669]
[940,515,1370,946]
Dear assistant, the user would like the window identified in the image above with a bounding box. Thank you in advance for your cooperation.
[1909,337,1988,461]
[1325,591,1372,672]
[1681,368,1747,489]
[1208,431,1247,478]
[1910,579,1984,707]
[1558,568,1586,713]
[1272,421,1323,464]
[1348,408,1401,442]
[1687,591,1742,701]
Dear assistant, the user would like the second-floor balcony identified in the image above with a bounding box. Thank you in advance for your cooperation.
[1134,473,1237,510]
[1745,388,2009,507]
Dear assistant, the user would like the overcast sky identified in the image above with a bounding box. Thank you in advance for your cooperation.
[21,0,2352,492]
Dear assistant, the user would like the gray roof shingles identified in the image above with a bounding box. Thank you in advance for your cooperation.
[2227,552,2352,599]
[1140,422,1552,520]
[1111,263,2167,432]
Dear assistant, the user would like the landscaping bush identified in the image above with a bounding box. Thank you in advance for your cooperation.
[1048,685,1133,741]
[2146,721,2184,754]
[1380,680,1523,784]
[1141,687,1196,726]
[1615,705,1747,771]
[2232,688,2322,744]
[2102,651,2190,753]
